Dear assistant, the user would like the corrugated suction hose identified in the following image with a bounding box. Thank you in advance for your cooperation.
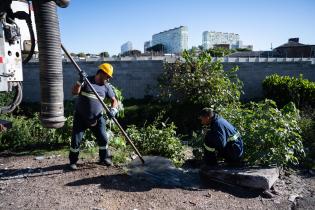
[32,0,65,128]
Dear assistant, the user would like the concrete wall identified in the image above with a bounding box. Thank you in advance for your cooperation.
[223,62,315,100]
[22,60,315,102]
[22,60,164,102]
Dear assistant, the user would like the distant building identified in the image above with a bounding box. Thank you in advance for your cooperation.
[202,31,252,50]
[144,41,151,53]
[229,38,315,58]
[121,41,133,54]
[273,38,315,57]
[202,31,239,49]
[151,26,188,54]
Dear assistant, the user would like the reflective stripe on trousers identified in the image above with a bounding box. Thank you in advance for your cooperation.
[204,143,216,152]
[70,147,80,153]
[99,145,108,150]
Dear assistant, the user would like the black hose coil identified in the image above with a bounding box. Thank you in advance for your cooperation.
[32,0,65,128]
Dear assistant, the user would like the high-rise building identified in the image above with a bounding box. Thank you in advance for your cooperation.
[144,41,151,53]
[151,26,188,54]
[202,31,241,49]
[121,41,133,54]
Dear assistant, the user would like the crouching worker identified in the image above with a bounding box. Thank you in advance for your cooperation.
[69,63,118,170]
[199,108,244,167]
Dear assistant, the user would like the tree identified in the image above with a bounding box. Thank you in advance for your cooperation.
[77,52,86,58]
[121,50,141,57]
[158,50,243,108]
[236,48,252,52]
[198,45,204,51]
[190,46,198,51]
[100,51,110,57]
[207,47,232,57]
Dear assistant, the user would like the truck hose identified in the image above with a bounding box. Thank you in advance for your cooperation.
[32,0,65,128]
[0,82,22,114]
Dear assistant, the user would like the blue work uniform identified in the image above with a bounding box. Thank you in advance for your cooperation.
[203,114,244,166]
[69,76,115,164]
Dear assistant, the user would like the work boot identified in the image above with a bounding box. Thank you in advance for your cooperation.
[99,149,113,166]
[69,163,77,170]
[100,158,113,167]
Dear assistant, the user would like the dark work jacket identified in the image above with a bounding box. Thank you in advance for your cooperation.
[204,114,244,163]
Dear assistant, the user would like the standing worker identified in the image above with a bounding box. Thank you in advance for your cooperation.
[69,63,118,170]
[199,108,244,167]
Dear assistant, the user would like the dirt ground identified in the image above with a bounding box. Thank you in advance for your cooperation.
[0,154,314,210]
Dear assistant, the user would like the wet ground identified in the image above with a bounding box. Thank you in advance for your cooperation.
[0,154,314,209]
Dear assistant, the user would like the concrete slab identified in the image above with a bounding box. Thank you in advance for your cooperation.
[200,166,279,190]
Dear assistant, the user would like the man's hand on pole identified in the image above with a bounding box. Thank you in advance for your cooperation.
[108,107,118,119]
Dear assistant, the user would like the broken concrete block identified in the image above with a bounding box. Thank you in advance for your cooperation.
[200,167,279,190]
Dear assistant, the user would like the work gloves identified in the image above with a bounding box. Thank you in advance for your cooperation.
[79,71,88,84]
[108,107,118,119]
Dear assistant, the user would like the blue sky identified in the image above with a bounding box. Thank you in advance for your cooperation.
[57,0,315,56]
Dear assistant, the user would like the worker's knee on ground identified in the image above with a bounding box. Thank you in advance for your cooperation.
[203,151,218,166]
[223,144,243,165]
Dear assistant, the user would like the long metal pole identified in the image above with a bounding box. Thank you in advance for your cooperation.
[61,44,145,164]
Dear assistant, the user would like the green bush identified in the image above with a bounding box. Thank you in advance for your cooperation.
[0,113,72,151]
[206,47,233,57]
[105,84,125,118]
[0,88,16,108]
[191,100,305,166]
[299,108,315,169]
[220,100,305,166]
[190,100,305,167]
[158,50,243,108]
[126,113,185,166]
[190,130,205,161]
[263,74,315,108]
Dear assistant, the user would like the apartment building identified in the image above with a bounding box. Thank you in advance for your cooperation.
[151,26,188,54]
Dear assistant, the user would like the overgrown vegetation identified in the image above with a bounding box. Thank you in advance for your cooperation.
[0,86,186,166]
[299,108,315,169]
[0,113,72,151]
[1,51,313,168]
[159,50,308,167]
[263,74,315,108]
[159,50,243,108]
[221,101,305,166]
[126,113,185,166]
[207,47,233,57]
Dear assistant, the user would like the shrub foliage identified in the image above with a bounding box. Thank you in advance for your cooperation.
[190,100,305,166]
[0,113,72,150]
[158,51,306,167]
[263,74,315,108]
[159,50,243,108]
[221,100,305,166]
[126,113,185,166]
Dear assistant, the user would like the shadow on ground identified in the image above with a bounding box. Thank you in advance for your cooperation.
[65,171,262,198]
[0,163,96,180]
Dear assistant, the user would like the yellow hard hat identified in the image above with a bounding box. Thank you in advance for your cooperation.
[98,63,113,77]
